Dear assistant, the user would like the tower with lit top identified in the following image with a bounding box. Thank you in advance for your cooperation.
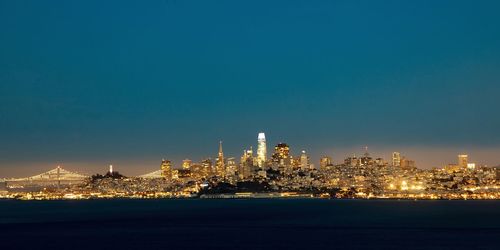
[216,141,225,177]
[257,133,267,168]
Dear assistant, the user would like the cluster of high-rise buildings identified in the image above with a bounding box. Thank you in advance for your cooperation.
[145,132,498,199]
[1,132,498,200]
[158,132,320,182]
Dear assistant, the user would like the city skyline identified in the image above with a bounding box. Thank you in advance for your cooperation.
[2,131,498,202]
[0,131,497,178]
[1,1,500,176]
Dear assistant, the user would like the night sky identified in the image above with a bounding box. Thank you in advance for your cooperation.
[1,1,499,177]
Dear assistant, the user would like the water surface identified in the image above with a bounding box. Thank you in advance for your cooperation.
[0,199,498,249]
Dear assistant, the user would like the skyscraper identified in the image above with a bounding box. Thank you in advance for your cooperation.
[225,157,237,180]
[392,152,401,167]
[400,157,416,169]
[320,156,332,170]
[271,143,291,166]
[201,158,213,176]
[160,159,172,179]
[216,141,225,176]
[257,133,267,168]
[300,150,310,170]
[458,154,468,169]
[240,147,254,179]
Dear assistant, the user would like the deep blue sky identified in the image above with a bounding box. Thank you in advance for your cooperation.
[1,0,499,176]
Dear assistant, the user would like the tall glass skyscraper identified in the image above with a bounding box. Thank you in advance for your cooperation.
[257,133,267,168]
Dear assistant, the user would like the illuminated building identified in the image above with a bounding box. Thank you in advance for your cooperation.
[392,152,401,167]
[300,150,310,170]
[4,148,500,200]
[216,141,225,177]
[109,165,113,174]
[201,158,213,176]
[160,159,172,179]
[458,154,468,169]
[400,157,416,170]
[190,164,204,178]
[240,147,255,178]
[320,156,332,170]
[257,133,267,168]
[240,147,254,167]
[273,143,290,160]
[272,143,291,167]
[467,163,476,170]
[182,159,192,170]
[445,164,460,173]
[360,147,373,166]
[344,154,358,167]
[291,156,301,168]
[176,169,192,178]
[225,157,238,181]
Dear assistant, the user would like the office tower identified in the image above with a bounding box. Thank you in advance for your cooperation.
[320,156,332,170]
[257,133,267,168]
[160,159,172,179]
[240,148,254,179]
[467,163,476,170]
[344,154,358,167]
[241,147,253,162]
[182,159,192,170]
[360,146,373,166]
[392,152,401,167]
[216,141,225,176]
[458,154,468,169]
[201,158,213,176]
[190,164,204,178]
[400,157,416,170]
[300,150,310,170]
[272,143,291,166]
[109,165,113,174]
[225,157,238,181]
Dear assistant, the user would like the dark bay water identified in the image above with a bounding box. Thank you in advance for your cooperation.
[0,199,498,249]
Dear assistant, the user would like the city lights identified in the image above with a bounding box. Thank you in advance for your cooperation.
[0,132,498,201]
